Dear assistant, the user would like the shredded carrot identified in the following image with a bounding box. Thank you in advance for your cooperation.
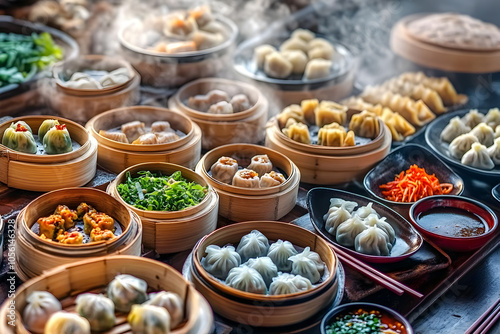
[379,164,453,202]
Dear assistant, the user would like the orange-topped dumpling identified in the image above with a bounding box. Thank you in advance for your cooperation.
[90,228,116,242]
[83,211,115,234]
[56,231,84,244]
[211,156,239,184]
[232,169,260,188]
[76,202,96,220]
[54,205,78,230]
[38,215,65,240]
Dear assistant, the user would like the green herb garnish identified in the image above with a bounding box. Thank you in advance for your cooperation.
[0,32,63,87]
[117,171,208,211]
[326,310,383,334]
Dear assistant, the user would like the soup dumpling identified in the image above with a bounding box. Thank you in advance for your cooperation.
[23,291,62,333]
[107,274,148,312]
[128,304,170,334]
[43,124,72,154]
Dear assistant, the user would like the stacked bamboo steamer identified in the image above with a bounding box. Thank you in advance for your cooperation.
[168,78,269,150]
[0,115,97,192]
[188,221,339,327]
[14,188,142,281]
[0,255,214,334]
[45,55,141,123]
[265,110,392,185]
[107,162,219,254]
[86,106,202,174]
[195,144,300,222]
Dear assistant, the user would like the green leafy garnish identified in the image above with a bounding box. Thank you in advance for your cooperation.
[0,32,63,87]
[117,171,208,211]
[326,311,383,334]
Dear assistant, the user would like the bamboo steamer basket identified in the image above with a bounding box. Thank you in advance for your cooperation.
[85,106,202,173]
[195,144,300,222]
[107,162,219,254]
[265,123,392,185]
[168,78,269,150]
[0,255,214,334]
[391,14,500,73]
[14,188,142,281]
[190,221,338,327]
[0,115,97,192]
[43,55,141,123]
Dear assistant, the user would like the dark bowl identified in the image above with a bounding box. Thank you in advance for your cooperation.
[320,302,414,334]
[409,195,498,252]
[364,143,464,206]
[307,188,423,263]
[493,184,500,203]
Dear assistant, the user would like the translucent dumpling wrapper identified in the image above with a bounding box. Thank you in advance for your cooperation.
[75,293,115,332]
[121,121,146,142]
[269,273,312,295]
[107,274,148,312]
[277,104,305,128]
[23,291,62,333]
[128,304,170,334]
[440,116,471,143]
[487,137,500,165]
[449,133,479,159]
[225,266,267,294]
[236,230,270,262]
[145,291,184,329]
[304,58,332,80]
[461,109,484,129]
[496,125,500,138]
[335,215,368,247]
[201,245,241,280]
[289,247,325,284]
[44,311,91,334]
[264,51,293,79]
[2,124,37,154]
[66,77,101,90]
[9,120,32,134]
[353,202,379,219]
[206,89,230,105]
[99,130,129,143]
[187,94,210,112]
[230,94,251,113]
[260,171,286,188]
[210,156,239,184]
[43,124,72,154]
[470,122,495,147]
[349,110,380,139]
[266,239,298,272]
[461,142,495,170]
[355,226,391,256]
[328,198,358,213]
[132,133,158,145]
[485,107,500,128]
[244,256,278,287]
[151,121,171,133]
[363,214,396,246]
[232,169,260,188]
[324,203,352,235]
[156,132,179,144]
[208,101,233,114]
[100,67,130,88]
[247,154,273,176]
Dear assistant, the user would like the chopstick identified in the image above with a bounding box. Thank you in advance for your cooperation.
[466,296,500,334]
[329,244,424,298]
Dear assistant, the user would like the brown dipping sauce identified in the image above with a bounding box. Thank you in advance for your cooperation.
[416,207,488,237]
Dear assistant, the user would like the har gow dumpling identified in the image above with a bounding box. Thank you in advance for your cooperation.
[269,273,312,295]
[225,266,267,294]
[354,226,391,256]
[335,215,368,247]
[151,121,171,133]
[44,311,90,334]
[121,121,146,143]
[289,247,325,284]
[449,133,479,159]
[236,230,270,262]
[210,156,239,184]
[266,239,298,272]
[470,122,495,147]
[107,274,148,312]
[245,257,278,287]
[187,94,210,112]
[75,293,115,332]
[440,116,471,143]
[10,120,32,134]
[132,133,158,145]
[201,245,241,280]
[208,101,233,114]
[232,169,260,188]
[128,304,170,334]
[23,291,62,333]
[145,291,183,329]
[206,89,230,105]
[230,94,252,113]
[247,154,273,176]
[260,171,286,187]
[461,143,495,170]
[99,130,129,143]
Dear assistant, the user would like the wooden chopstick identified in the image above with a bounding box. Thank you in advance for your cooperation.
[329,244,424,298]
[466,297,500,334]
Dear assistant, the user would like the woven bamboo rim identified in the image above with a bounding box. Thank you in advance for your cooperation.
[86,106,195,152]
[271,108,387,157]
[195,143,297,196]
[193,221,337,302]
[53,54,136,96]
[0,115,91,163]
[0,255,213,334]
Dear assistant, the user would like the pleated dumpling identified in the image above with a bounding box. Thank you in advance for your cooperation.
[363,214,396,246]
[324,201,352,235]
[264,51,293,79]
[461,109,484,129]
[301,99,319,125]
[281,119,311,144]
[208,101,233,114]
[145,291,184,329]
[328,198,358,213]
[289,247,325,284]
[267,239,298,272]
[378,108,416,141]
[232,169,260,188]
[230,94,252,113]
[187,94,210,112]
[121,121,146,143]
[44,312,91,334]
[75,293,115,332]
[440,116,471,143]
[43,124,72,154]
[281,50,308,75]
[462,142,495,170]
[315,100,347,127]
[23,291,62,333]
[260,171,286,188]
[99,130,129,143]
[210,156,239,184]
[269,273,312,295]
[485,107,500,128]
[449,133,479,159]
[254,44,276,69]
[236,230,269,262]
[2,123,37,154]
[201,245,241,280]
[247,154,273,176]
[277,104,305,128]
[353,202,379,219]
[127,304,170,334]
[317,123,347,147]
[354,226,391,256]
[225,266,267,294]
[38,119,58,142]
[470,122,495,147]
[291,29,315,42]
[245,257,278,287]
[335,215,368,247]
[107,274,148,312]
[487,137,500,165]
[151,121,171,133]
[100,67,130,88]
[349,110,380,139]
[304,58,332,80]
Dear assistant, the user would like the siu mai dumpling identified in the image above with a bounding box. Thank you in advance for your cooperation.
[209,101,233,114]
[315,100,347,127]
[260,171,286,187]
[99,130,129,143]
[83,211,115,234]
[151,121,171,133]
[210,156,239,184]
[121,121,146,142]
[232,169,260,188]
[304,59,332,80]
[54,204,78,229]
[349,110,380,139]
[230,94,251,113]
[281,119,310,144]
[90,227,116,242]
[187,94,210,112]
[247,154,273,176]
[132,133,158,145]
[301,99,319,125]
[156,132,180,144]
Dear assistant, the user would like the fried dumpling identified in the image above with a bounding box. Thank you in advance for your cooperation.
[349,110,380,139]
[232,169,260,188]
[440,116,471,143]
[449,133,479,159]
[461,142,495,170]
[56,231,84,244]
[315,100,347,127]
[281,119,310,144]
[470,122,495,147]
[210,156,239,184]
[277,104,305,128]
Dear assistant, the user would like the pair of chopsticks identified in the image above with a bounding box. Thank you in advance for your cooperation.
[465,296,500,334]
[329,244,424,298]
